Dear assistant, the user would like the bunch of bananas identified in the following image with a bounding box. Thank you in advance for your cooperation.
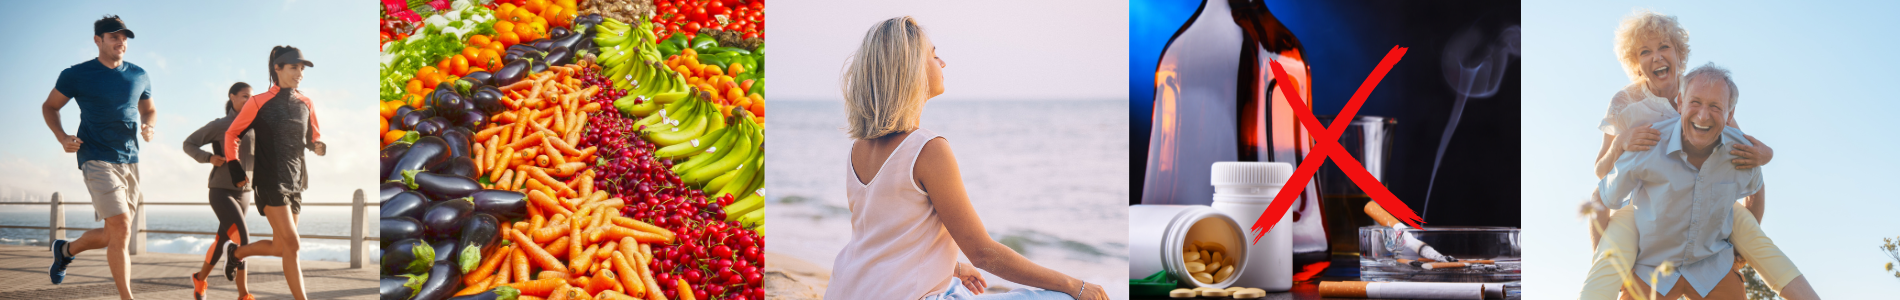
[594,17,688,94]
[631,88,764,227]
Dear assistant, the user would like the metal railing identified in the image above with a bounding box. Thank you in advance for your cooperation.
[0,189,378,268]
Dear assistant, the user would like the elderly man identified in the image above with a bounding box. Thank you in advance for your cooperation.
[1581,63,1818,300]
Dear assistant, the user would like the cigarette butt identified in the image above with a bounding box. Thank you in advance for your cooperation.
[1418,258,1438,262]
[1365,202,1401,227]
[1319,281,1370,298]
[1423,262,1469,270]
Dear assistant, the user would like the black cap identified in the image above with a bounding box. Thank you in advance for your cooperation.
[271,46,315,68]
[93,15,134,39]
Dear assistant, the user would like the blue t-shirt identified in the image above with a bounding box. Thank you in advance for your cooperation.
[54,58,151,168]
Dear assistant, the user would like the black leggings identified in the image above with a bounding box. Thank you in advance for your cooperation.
[204,188,250,271]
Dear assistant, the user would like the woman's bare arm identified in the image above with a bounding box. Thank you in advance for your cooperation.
[915,137,1100,299]
[1595,134,1617,179]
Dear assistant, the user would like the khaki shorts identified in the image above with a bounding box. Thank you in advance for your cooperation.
[80,160,142,221]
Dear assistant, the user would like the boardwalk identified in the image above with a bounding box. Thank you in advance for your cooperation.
[0,245,376,300]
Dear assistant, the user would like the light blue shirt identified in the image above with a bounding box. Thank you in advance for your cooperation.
[1598,117,1763,297]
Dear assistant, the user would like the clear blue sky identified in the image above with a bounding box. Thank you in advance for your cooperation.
[1524,0,1900,296]
[0,0,377,206]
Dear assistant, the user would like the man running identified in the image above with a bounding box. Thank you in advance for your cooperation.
[40,15,155,300]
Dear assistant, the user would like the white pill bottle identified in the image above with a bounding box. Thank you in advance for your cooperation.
[1128,205,1250,289]
[1209,161,1294,291]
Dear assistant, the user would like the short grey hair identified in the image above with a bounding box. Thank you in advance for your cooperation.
[1682,62,1738,111]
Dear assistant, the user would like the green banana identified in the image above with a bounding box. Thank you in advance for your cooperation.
[739,209,762,228]
[709,148,761,198]
[672,123,740,172]
[683,131,756,185]
[653,126,729,159]
[724,193,763,221]
[648,112,710,147]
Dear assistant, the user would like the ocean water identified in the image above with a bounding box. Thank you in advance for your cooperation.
[0,205,375,263]
[764,99,1130,298]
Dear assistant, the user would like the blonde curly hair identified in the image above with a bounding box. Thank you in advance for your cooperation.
[1613,9,1691,82]
[841,16,933,140]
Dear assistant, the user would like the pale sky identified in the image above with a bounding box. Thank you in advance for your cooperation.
[0,0,377,205]
[1523,0,1900,297]
[766,0,1127,101]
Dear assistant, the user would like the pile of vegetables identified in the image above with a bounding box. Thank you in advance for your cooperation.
[383,0,764,299]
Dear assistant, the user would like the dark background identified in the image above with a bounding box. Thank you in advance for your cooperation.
[1129,0,1521,227]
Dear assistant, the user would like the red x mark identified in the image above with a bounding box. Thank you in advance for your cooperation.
[1251,46,1423,243]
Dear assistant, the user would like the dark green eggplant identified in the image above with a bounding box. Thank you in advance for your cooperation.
[403,170,482,201]
[493,60,530,86]
[382,239,434,276]
[413,260,463,300]
[382,190,428,220]
[382,274,428,300]
[456,213,501,273]
[466,190,528,220]
[420,197,474,240]
[438,157,479,180]
[445,286,518,300]
[381,217,423,248]
[388,136,450,180]
[470,86,506,114]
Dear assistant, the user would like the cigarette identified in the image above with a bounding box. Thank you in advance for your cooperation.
[1422,262,1467,270]
[1365,202,1453,262]
[1318,281,1505,300]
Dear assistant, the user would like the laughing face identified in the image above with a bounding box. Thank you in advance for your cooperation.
[1678,74,1731,153]
[1636,36,1681,98]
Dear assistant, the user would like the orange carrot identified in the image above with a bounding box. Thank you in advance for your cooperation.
[477,125,509,142]
[633,246,664,300]
[501,77,537,92]
[545,140,569,166]
[457,275,497,296]
[528,205,545,229]
[519,296,546,300]
[529,167,578,197]
[497,253,514,284]
[513,249,532,289]
[596,290,639,300]
[597,241,619,261]
[587,270,622,295]
[545,236,571,258]
[547,134,586,157]
[532,220,568,244]
[511,132,547,150]
[466,244,515,286]
[602,226,673,244]
[492,148,516,183]
[509,228,570,273]
[529,190,574,216]
[610,217,677,241]
[573,244,600,274]
[619,238,642,265]
[611,251,645,297]
[543,283,575,300]
[676,279,697,300]
[539,270,573,281]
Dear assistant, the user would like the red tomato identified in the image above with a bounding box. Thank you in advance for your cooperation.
[727,21,743,32]
[692,7,708,22]
[684,21,700,33]
[741,32,758,40]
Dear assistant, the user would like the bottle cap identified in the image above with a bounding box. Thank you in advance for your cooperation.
[1210,162,1291,188]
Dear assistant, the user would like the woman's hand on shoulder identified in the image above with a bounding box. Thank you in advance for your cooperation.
[1617,127,1661,153]
[1730,135,1771,169]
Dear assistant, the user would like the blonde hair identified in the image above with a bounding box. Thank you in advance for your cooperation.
[842,16,932,140]
[1613,9,1691,82]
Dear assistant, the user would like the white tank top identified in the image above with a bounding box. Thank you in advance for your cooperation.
[826,128,958,300]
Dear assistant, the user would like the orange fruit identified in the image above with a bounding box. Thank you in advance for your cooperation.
[557,0,576,12]
[452,55,470,76]
[417,66,440,87]
[498,3,517,14]
[494,21,515,37]
[438,59,454,77]
[525,0,548,14]
[728,63,745,76]
[469,35,492,47]
[542,6,566,28]
[727,87,745,105]
[487,41,505,52]
[513,8,537,24]
[480,49,501,69]
[498,32,520,47]
[405,78,424,95]
[702,65,724,77]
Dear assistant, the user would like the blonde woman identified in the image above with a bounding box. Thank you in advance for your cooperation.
[824,16,1107,300]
